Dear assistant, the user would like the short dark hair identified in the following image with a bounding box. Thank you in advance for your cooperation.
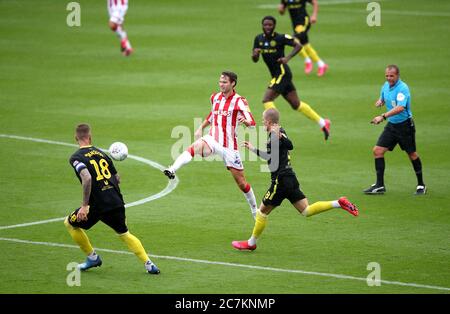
[75,123,91,140]
[264,108,280,124]
[221,71,238,87]
[262,15,277,25]
[386,64,400,75]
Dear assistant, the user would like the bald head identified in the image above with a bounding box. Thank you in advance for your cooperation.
[263,108,280,124]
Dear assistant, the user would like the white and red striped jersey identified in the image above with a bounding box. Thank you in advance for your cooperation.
[205,91,256,151]
[108,0,128,9]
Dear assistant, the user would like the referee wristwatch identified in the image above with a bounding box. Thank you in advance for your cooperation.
[382,113,387,120]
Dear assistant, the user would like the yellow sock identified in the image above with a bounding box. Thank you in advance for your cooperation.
[263,101,277,110]
[303,201,333,217]
[299,48,309,59]
[64,217,94,255]
[119,231,149,263]
[298,101,321,123]
[304,43,320,63]
[251,210,268,239]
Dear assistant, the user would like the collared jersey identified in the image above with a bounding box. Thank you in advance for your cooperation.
[380,79,412,124]
[253,32,297,78]
[69,146,124,212]
[206,91,256,151]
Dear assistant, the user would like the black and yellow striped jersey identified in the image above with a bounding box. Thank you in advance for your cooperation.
[253,32,296,78]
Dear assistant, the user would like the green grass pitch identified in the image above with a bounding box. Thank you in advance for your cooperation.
[0,0,449,294]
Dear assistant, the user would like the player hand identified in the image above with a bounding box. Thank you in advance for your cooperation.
[371,115,384,125]
[278,4,286,15]
[253,48,261,56]
[242,141,254,150]
[375,99,385,107]
[311,15,317,24]
[238,116,250,126]
[77,205,89,222]
[194,129,202,140]
[277,57,288,64]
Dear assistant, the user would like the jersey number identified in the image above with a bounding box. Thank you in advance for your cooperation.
[89,159,111,181]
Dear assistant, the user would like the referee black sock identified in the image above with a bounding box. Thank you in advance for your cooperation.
[375,157,385,186]
[411,158,424,186]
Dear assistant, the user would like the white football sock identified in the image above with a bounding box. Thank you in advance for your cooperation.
[305,57,312,63]
[318,118,326,128]
[170,151,193,172]
[244,187,257,219]
[248,236,257,246]
[332,200,340,208]
[88,251,98,261]
[115,25,127,40]
[317,60,325,67]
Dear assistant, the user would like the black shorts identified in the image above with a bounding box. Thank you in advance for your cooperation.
[269,73,296,96]
[262,175,306,207]
[67,206,128,234]
[293,16,311,45]
[376,119,416,153]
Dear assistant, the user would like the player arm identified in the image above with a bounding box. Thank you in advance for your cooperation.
[243,141,270,160]
[371,105,405,124]
[76,168,92,221]
[279,37,302,64]
[79,168,92,207]
[195,117,211,139]
[278,1,286,15]
[255,149,271,160]
[376,87,385,107]
[252,37,261,63]
[310,0,318,23]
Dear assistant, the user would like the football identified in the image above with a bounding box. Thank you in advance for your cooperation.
[108,142,128,161]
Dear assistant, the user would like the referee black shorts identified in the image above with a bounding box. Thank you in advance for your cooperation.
[262,175,306,207]
[67,205,128,234]
[268,73,296,96]
[376,118,416,154]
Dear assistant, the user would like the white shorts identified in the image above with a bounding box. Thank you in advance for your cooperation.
[202,135,244,170]
[108,3,128,24]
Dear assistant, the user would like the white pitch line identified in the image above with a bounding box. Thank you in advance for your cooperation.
[0,134,178,230]
[1,236,449,292]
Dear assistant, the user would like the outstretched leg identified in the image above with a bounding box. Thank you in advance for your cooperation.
[164,139,213,179]
[293,197,358,217]
[262,88,279,110]
[109,21,133,56]
[229,167,258,219]
[283,90,330,140]
[232,203,274,251]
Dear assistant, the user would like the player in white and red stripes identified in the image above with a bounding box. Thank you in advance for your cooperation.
[107,0,133,56]
[164,71,259,219]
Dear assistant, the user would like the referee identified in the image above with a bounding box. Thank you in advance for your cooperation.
[364,65,426,195]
